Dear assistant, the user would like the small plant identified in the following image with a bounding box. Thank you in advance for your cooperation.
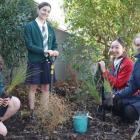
[35,94,72,135]
[84,80,100,104]
[6,65,27,93]
[6,65,41,94]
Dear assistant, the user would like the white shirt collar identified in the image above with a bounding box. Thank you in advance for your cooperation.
[114,58,123,68]
[35,18,48,32]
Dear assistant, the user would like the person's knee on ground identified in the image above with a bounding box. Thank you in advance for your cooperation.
[0,122,7,136]
[124,105,139,122]
[1,96,20,122]
[10,96,20,112]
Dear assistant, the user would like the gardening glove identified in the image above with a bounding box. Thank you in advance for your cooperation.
[2,97,10,107]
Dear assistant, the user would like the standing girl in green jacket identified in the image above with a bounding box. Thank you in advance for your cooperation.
[24,2,59,119]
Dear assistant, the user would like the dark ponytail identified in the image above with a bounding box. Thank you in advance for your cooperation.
[116,37,126,48]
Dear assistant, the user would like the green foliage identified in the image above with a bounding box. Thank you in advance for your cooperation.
[60,36,102,103]
[61,37,111,103]
[60,36,101,80]
[0,0,36,67]
[84,80,100,104]
[6,65,27,93]
[64,0,140,59]
[62,0,140,103]
[49,20,59,28]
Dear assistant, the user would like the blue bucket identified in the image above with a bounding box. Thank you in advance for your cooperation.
[73,114,88,133]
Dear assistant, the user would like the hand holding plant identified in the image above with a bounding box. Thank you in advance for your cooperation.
[0,98,4,106]
[2,98,10,107]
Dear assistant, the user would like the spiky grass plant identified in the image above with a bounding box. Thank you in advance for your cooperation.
[86,78,112,105]
[6,65,26,93]
[6,65,41,94]
[84,80,100,104]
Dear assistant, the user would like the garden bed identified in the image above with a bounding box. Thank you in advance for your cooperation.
[2,81,140,140]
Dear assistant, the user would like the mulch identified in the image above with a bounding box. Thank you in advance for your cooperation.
[2,81,140,140]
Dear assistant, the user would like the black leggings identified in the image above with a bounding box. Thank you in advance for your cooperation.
[124,105,139,122]
[113,98,139,122]
[113,98,124,117]
[112,99,139,122]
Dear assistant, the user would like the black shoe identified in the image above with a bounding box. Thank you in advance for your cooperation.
[0,135,5,140]
[96,105,106,121]
[96,105,104,114]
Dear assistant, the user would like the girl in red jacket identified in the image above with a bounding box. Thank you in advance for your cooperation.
[98,38,133,119]
[99,38,133,93]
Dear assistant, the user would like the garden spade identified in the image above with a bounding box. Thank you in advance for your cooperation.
[48,56,57,93]
[94,63,106,121]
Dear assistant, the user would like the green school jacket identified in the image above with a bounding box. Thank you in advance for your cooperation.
[24,20,57,63]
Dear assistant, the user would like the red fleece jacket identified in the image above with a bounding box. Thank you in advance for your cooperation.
[103,57,133,90]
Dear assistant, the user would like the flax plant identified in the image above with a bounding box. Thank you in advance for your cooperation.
[6,65,41,94]
[85,80,100,105]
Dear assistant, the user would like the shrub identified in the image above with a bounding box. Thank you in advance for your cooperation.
[35,94,72,135]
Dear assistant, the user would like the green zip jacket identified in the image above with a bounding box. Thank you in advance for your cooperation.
[24,20,57,63]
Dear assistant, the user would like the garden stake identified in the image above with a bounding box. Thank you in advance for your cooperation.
[94,63,106,121]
